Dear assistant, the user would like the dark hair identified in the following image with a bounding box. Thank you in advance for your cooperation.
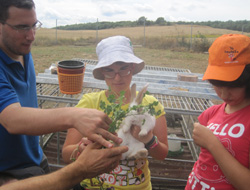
[208,64,250,98]
[0,0,35,23]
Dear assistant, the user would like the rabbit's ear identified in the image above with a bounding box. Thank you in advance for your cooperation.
[130,83,137,102]
[135,83,149,104]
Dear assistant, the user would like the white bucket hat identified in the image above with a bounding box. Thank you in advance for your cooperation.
[93,35,145,80]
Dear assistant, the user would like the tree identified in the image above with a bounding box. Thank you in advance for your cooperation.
[155,17,167,26]
[137,16,146,25]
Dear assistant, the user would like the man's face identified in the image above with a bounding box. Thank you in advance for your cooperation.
[0,6,37,60]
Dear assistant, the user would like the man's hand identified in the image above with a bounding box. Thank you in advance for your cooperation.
[75,142,128,178]
[74,108,123,148]
[0,143,128,190]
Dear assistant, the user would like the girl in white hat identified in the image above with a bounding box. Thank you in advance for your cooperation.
[62,36,168,190]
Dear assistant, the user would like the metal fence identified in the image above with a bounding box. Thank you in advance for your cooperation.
[38,59,216,189]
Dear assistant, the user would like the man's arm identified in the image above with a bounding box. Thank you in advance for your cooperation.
[0,103,122,148]
[0,143,128,190]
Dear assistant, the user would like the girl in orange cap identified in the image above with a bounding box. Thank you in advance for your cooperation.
[186,34,250,190]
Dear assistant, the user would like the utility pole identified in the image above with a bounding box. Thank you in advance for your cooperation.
[56,19,58,44]
[96,18,99,44]
[143,18,146,47]
[190,23,193,50]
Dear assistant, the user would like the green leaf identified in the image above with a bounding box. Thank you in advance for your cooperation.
[100,88,161,132]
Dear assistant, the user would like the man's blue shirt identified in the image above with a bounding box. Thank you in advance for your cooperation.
[0,49,43,171]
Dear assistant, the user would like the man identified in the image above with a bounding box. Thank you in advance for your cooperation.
[0,0,123,180]
[0,143,128,190]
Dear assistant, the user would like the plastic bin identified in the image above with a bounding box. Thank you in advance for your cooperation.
[57,60,85,94]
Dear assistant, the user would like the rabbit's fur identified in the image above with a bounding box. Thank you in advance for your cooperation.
[117,83,156,160]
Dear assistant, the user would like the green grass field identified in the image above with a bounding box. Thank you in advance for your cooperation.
[32,25,249,75]
[31,45,209,75]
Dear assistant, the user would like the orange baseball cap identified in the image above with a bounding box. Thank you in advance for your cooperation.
[203,34,250,81]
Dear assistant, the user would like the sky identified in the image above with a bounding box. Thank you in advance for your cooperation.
[33,0,250,28]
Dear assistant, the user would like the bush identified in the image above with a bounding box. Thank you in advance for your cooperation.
[191,32,212,52]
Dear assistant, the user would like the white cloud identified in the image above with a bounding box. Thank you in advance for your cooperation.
[33,0,250,28]
[99,3,127,17]
[134,4,153,12]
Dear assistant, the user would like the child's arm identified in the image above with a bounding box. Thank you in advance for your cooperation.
[193,123,250,190]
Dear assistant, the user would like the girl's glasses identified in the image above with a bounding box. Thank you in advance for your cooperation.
[102,66,132,79]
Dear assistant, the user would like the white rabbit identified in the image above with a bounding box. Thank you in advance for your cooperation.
[117,83,156,160]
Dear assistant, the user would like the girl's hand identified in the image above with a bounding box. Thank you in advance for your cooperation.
[130,125,154,144]
[192,122,218,150]
[78,137,93,154]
